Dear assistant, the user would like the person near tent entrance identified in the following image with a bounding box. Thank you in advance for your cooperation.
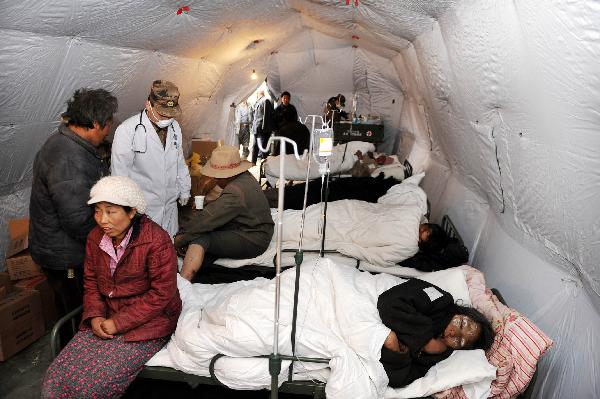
[271,104,310,157]
[111,80,191,238]
[235,99,253,159]
[251,89,274,164]
[273,90,298,134]
[29,88,118,348]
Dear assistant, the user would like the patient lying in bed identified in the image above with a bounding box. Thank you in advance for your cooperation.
[160,260,500,399]
[378,278,494,388]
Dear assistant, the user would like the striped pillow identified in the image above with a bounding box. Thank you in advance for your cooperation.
[433,267,553,399]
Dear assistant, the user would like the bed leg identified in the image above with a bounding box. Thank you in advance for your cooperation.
[314,383,326,399]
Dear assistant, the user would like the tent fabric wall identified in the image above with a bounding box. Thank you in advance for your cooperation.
[1,1,599,397]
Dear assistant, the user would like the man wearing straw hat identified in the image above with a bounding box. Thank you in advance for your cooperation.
[175,146,274,281]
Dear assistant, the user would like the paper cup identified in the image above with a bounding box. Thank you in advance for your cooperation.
[194,195,205,210]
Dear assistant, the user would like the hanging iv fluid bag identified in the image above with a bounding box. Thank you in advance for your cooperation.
[313,128,334,174]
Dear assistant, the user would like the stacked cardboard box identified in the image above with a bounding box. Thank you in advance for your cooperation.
[0,281,44,361]
[190,139,222,197]
[191,139,222,165]
[5,219,43,280]
[1,219,58,361]
[14,275,57,329]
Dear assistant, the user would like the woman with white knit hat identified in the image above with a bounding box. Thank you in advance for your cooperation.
[42,176,182,399]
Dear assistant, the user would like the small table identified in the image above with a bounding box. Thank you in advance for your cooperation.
[333,122,384,143]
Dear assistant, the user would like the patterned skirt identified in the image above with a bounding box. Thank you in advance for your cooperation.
[42,329,166,399]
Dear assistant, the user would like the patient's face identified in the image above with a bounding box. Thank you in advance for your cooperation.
[419,224,431,244]
[442,315,481,350]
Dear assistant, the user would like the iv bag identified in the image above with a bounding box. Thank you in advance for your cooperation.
[313,128,333,163]
[313,128,334,175]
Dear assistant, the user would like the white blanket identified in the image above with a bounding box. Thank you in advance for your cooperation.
[264,141,376,185]
[150,263,495,399]
[215,173,428,269]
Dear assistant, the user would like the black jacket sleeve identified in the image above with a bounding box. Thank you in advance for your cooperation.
[377,278,454,356]
[46,155,97,244]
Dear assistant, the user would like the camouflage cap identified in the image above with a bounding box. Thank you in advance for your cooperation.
[149,80,182,118]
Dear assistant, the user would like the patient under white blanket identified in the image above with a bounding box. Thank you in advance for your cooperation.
[215,173,429,270]
[148,261,496,399]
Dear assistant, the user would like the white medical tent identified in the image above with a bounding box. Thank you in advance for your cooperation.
[0,1,598,397]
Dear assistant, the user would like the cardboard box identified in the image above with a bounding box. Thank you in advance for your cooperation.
[191,139,222,165]
[0,272,12,300]
[5,218,43,280]
[0,289,44,361]
[14,275,57,329]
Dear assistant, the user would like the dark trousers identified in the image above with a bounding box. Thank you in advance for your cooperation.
[251,126,272,164]
[44,267,84,348]
[238,124,251,159]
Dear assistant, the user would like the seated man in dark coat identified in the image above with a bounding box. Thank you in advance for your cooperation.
[175,146,274,281]
[377,278,495,387]
[272,106,310,156]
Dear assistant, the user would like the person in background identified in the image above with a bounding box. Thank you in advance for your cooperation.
[272,106,310,156]
[29,88,118,347]
[175,146,274,281]
[378,278,495,387]
[111,80,191,238]
[235,100,253,159]
[251,90,274,164]
[42,176,181,398]
[335,93,349,120]
[323,96,340,127]
[273,90,298,134]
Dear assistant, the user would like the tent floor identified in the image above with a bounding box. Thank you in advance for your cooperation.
[0,333,308,398]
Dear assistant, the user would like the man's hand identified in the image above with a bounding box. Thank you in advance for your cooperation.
[383,331,409,354]
[422,338,448,355]
[91,317,113,339]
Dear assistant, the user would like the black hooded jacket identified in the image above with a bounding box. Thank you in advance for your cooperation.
[29,124,109,270]
[377,278,456,387]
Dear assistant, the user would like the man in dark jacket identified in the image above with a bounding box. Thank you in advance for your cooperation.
[29,88,118,342]
[272,105,310,157]
[251,90,275,164]
[273,91,298,134]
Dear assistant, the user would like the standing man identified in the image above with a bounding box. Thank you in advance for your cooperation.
[235,100,253,159]
[273,91,298,134]
[251,90,274,164]
[29,88,118,344]
[111,80,191,238]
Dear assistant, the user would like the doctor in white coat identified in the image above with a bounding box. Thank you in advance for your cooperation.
[111,80,191,238]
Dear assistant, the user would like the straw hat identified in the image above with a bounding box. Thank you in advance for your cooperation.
[87,176,148,214]
[201,145,253,178]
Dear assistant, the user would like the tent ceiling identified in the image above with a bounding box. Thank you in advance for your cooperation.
[2,0,457,66]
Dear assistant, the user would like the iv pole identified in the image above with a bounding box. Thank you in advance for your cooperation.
[256,136,307,399]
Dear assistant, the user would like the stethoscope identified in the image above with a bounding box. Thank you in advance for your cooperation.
[134,110,147,134]
[133,110,178,152]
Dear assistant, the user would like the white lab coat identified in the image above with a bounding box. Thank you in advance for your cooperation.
[111,110,191,237]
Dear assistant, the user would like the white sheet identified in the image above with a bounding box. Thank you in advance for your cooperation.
[148,263,494,399]
[215,173,428,269]
[264,141,376,185]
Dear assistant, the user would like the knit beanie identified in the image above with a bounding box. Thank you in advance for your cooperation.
[87,176,148,214]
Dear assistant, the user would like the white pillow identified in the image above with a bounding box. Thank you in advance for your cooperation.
[384,350,497,399]
[418,268,472,306]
